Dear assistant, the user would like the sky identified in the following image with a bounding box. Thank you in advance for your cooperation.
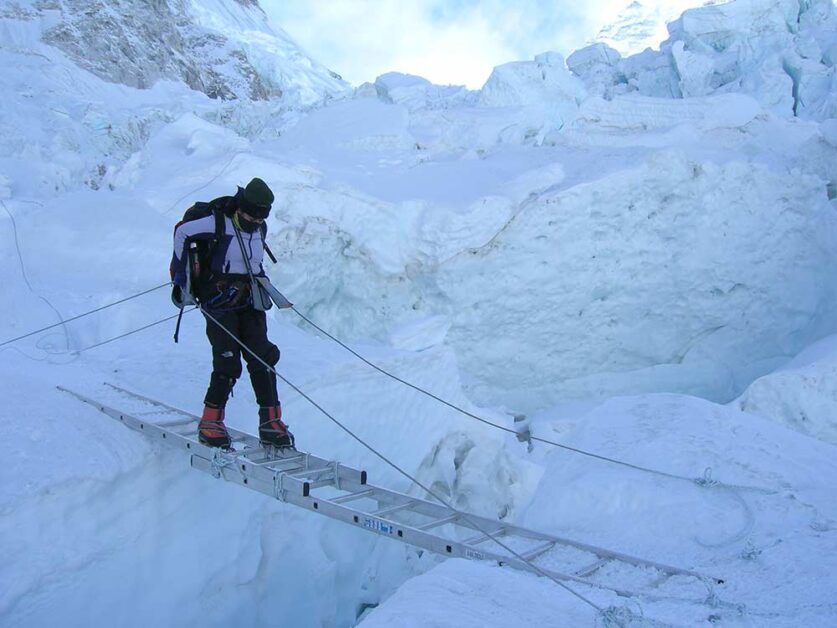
[260,0,645,89]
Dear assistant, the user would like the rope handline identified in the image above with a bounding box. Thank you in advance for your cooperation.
[199,306,608,617]
[75,309,197,353]
[290,307,774,496]
[0,282,171,349]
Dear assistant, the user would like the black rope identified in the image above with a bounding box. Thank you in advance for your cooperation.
[76,309,196,353]
[199,306,606,616]
[290,307,776,494]
[0,282,171,349]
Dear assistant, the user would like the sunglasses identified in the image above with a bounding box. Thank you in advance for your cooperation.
[238,209,265,223]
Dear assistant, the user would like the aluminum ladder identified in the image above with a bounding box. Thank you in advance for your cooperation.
[60,384,723,601]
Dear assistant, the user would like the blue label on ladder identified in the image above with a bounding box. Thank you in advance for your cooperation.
[364,518,395,535]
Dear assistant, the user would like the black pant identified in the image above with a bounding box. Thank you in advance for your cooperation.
[203,307,280,408]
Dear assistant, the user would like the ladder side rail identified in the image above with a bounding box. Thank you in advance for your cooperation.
[187,455,647,601]
[190,456,508,569]
[244,448,365,487]
[353,484,461,521]
[281,492,522,566]
[352,483,719,584]
[105,383,195,417]
[61,389,202,450]
[70,388,369,488]
[191,454,310,500]
[72,387,722,586]
[492,522,718,582]
[192,453,370,501]
[70,393,316,490]
[490,551,638,598]
[358,483,557,544]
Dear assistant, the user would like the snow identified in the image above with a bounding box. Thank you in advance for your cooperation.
[735,334,837,444]
[1,0,837,626]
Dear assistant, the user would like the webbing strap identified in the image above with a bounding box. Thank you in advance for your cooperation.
[173,305,186,343]
[264,241,277,264]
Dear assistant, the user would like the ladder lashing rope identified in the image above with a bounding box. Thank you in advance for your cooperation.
[199,306,609,616]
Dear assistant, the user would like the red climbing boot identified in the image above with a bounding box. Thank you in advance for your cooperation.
[258,404,294,448]
[198,405,231,448]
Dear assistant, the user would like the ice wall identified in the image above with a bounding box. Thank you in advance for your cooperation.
[439,153,837,409]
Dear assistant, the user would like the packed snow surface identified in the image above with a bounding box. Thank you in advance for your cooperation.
[1,0,836,626]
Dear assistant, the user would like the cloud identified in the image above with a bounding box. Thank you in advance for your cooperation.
[258,0,659,88]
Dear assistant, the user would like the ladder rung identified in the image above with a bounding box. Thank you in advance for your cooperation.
[268,465,304,476]
[287,465,333,479]
[68,386,721,601]
[260,456,307,471]
[249,453,305,468]
[331,489,375,505]
[307,478,336,490]
[575,558,610,578]
[157,417,198,428]
[244,448,305,466]
[373,502,414,518]
[521,541,555,561]
[462,528,505,546]
[418,514,459,531]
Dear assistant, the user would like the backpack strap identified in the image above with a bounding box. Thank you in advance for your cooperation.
[207,202,276,265]
[260,222,278,263]
[207,207,226,263]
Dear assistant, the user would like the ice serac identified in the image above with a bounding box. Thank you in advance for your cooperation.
[670,0,800,50]
[584,0,837,119]
[663,0,837,118]
[736,334,837,444]
[567,43,624,100]
[595,0,712,57]
[479,53,586,130]
[35,0,348,104]
[371,72,476,112]
[436,152,837,410]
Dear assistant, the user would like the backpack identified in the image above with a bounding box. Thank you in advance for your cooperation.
[170,198,276,309]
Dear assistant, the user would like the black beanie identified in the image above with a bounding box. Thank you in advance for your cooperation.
[240,178,274,218]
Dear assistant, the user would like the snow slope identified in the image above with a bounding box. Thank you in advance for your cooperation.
[1,0,836,626]
[364,394,837,627]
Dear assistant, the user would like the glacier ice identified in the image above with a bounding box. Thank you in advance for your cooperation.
[1,0,837,626]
